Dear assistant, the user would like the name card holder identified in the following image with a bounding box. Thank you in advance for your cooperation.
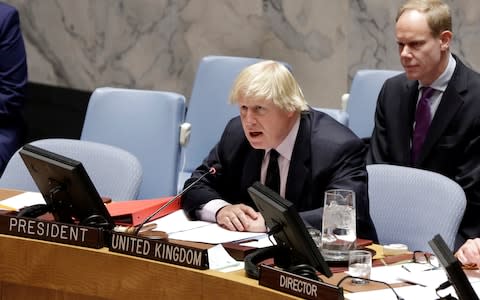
[259,265,344,300]
[0,214,104,248]
[109,232,209,270]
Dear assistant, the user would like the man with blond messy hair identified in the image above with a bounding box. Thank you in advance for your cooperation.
[182,60,378,241]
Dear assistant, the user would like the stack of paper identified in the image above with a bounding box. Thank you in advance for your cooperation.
[149,209,266,244]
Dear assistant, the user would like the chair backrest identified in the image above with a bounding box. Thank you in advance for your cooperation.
[347,69,402,139]
[367,164,466,251]
[80,87,185,199]
[0,138,143,201]
[178,55,264,188]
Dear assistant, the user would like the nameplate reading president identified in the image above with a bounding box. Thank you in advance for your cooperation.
[0,215,105,249]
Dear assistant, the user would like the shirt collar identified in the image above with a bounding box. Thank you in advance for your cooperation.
[266,115,300,161]
[419,53,456,92]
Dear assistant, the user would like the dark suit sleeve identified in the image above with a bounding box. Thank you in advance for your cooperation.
[321,138,376,241]
[367,84,389,164]
[181,118,249,219]
[306,113,377,241]
[456,116,480,240]
[180,144,224,219]
[0,5,27,171]
[0,6,27,118]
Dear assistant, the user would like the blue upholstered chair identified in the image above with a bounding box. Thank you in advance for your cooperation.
[367,164,466,251]
[0,138,143,201]
[80,87,185,199]
[346,69,402,139]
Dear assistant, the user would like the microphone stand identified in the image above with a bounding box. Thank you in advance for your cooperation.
[133,166,218,235]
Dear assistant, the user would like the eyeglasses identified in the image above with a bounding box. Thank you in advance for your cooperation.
[413,251,440,270]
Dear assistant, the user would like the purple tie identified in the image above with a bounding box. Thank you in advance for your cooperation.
[411,87,435,163]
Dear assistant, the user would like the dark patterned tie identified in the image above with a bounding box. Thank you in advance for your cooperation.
[265,149,280,194]
[411,87,435,163]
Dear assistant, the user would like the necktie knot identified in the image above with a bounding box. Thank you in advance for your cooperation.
[421,87,435,102]
[265,149,280,194]
[269,149,279,161]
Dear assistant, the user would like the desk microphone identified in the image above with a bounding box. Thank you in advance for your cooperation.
[133,164,221,235]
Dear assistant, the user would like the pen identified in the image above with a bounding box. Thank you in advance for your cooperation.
[401,265,411,272]
[402,279,427,287]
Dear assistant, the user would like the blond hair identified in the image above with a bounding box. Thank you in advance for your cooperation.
[229,60,308,112]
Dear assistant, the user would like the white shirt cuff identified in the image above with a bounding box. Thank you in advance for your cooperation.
[196,199,231,222]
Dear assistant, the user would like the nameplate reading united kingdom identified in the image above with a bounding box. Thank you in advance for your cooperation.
[0,214,104,248]
[109,232,209,270]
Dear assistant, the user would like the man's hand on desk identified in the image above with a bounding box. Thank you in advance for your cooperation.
[244,213,266,232]
[216,204,267,233]
[455,238,480,269]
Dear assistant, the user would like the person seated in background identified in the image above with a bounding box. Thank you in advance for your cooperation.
[181,60,378,241]
[367,0,480,248]
[0,2,28,174]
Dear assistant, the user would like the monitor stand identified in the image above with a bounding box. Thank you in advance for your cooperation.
[16,185,111,230]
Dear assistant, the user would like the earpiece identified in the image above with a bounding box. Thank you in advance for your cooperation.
[244,246,290,279]
[244,245,319,281]
[286,264,320,281]
[17,204,50,218]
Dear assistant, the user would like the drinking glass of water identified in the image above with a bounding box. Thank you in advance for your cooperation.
[321,189,356,261]
[348,250,372,285]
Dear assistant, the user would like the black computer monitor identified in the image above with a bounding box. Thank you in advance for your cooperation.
[19,143,115,230]
[247,182,332,277]
[428,234,479,300]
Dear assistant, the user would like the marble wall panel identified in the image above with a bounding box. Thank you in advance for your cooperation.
[3,0,480,109]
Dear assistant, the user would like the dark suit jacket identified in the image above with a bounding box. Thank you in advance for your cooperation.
[368,55,480,242]
[182,109,378,241]
[0,3,27,173]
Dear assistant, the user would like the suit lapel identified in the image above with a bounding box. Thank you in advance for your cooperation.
[285,114,310,202]
[240,148,264,193]
[417,62,467,165]
[400,81,419,164]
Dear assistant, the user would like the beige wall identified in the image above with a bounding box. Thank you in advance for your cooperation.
[5,0,480,108]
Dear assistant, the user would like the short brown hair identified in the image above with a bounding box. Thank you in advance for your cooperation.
[396,0,452,37]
